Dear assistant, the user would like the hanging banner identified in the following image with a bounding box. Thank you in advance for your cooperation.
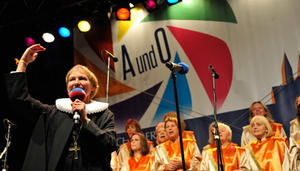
[74,0,300,146]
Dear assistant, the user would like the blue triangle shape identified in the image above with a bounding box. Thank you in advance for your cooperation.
[283,53,294,84]
[152,52,192,124]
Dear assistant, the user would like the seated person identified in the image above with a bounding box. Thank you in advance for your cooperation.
[289,95,300,170]
[239,116,289,170]
[200,122,244,171]
[241,101,286,146]
[110,151,119,171]
[202,122,217,151]
[118,119,154,169]
[155,122,168,145]
[152,117,201,170]
[163,112,195,139]
[121,132,154,171]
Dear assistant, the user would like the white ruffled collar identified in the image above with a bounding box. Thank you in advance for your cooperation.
[55,98,108,115]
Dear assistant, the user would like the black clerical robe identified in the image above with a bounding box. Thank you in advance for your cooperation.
[5,72,117,171]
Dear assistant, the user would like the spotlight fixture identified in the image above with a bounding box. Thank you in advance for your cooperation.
[77,20,91,32]
[116,8,130,20]
[42,33,55,43]
[145,0,157,11]
[167,0,182,5]
[115,3,131,20]
[129,2,135,8]
[58,27,71,38]
[25,37,35,46]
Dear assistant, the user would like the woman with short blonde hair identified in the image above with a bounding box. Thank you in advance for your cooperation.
[250,115,274,138]
[239,116,289,170]
[240,101,286,146]
[200,123,244,171]
[6,44,117,170]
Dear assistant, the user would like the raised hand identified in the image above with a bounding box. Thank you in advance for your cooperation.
[16,44,46,72]
[21,44,46,64]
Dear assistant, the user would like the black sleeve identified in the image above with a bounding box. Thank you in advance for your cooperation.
[83,109,117,152]
[5,72,53,122]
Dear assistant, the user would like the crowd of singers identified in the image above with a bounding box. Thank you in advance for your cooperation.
[111,99,300,171]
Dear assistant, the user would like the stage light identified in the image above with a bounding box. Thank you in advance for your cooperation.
[25,37,35,46]
[145,0,157,11]
[42,33,55,43]
[116,7,131,20]
[167,0,182,5]
[129,2,134,8]
[58,27,71,38]
[77,20,91,32]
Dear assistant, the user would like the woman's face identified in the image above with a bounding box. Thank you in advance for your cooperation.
[251,103,266,117]
[296,96,300,107]
[218,125,229,143]
[130,134,141,152]
[67,69,95,103]
[251,120,267,139]
[166,121,179,141]
[127,125,137,138]
[156,127,168,144]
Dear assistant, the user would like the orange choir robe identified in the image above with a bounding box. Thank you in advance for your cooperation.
[152,131,195,154]
[289,118,300,170]
[182,130,195,139]
[121,154,154,171]
[111,151,119,171]
[118,140,154,169]
[239,136,290,171]
[152,138,201,171]
[202,143,217,152]
[200,142,244,171]
[241,121,286,146]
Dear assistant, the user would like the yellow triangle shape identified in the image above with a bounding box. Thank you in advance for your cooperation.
[118,4,147,42]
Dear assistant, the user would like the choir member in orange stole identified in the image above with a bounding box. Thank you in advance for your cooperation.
[199,123,244,171]
[151,122,169,155]
[111,151,119,171]
[121,132,154,171]
[155,122,169,145]
[239,116,290,170]
[202,122,217,152]
[152,117,201,171]
[163,112,195,139]
[118,119,154,170]
[290,95,300,170]
[241,101,286,146]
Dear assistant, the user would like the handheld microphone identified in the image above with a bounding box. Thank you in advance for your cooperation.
[3,119,16,127]
[104,49,118,62]
[69,88,86,124]
[209,64,220,79]
[165,62,189,74]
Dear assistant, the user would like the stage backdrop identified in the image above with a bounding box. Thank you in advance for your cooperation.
[73,0,300,149]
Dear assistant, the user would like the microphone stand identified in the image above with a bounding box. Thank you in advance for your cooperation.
[209,66,224,171]
[1,123,12,171]
[106,56,111,103]
[171,71,186,171]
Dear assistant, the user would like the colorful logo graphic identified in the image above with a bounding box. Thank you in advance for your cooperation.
[167,26,233,110]
[75,0,236,132]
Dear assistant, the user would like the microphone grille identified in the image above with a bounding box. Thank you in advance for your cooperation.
[178,62,189,74]
[69,88,86,101]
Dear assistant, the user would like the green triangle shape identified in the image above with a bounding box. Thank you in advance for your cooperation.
[142,0,237,23]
